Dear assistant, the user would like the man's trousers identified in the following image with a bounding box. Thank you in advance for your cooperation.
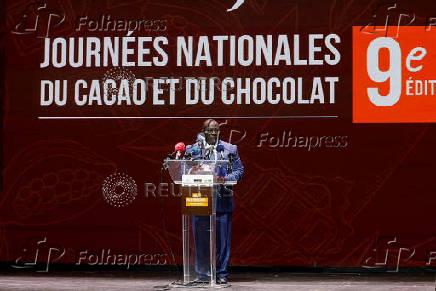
[192,213,232,280]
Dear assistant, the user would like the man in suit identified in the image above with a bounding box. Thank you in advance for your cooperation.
[184,119,244,285]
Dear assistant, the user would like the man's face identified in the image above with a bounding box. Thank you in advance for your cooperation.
[203,121,219,145]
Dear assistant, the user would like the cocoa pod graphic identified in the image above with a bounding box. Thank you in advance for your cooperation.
[1,139,116,225]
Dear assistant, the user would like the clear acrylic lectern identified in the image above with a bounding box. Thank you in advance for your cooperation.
[165,159,237,288]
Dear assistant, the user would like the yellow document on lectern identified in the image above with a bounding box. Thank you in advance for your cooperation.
[186,197,208,207]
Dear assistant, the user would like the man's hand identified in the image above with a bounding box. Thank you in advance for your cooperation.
[190,165,202,174]
[215,174,225,183]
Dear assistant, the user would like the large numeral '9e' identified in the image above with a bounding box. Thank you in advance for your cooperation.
[367,37,402,106]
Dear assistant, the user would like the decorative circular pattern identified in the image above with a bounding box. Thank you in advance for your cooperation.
[102,172,137,207]
[102,67,136,97]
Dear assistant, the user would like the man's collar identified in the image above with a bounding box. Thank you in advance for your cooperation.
[205,139,220,148]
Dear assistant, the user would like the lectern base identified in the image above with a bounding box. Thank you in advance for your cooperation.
[168,280,230,289]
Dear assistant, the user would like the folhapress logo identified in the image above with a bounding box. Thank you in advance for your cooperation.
[11,237,65,273]
[11,2,65,38]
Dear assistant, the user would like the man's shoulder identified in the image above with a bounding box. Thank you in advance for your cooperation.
[219,140,237,152]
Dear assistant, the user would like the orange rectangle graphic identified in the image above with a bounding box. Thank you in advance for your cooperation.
[186,197,208,207]
[353,26,436,123]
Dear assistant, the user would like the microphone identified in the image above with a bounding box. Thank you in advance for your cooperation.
[216,144,225,160]
[227,153,235,172]
[196,133,205,158]
[216,163,227,178]
[204,144,214,159]
[174,142,185,160]
[163,142,185,169]
[192,145,200,155]
[195,132,206,144]
[215,145,226,177]
[184,145,199,160]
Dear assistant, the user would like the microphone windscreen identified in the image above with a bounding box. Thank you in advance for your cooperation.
[196,133,205,143]
[192,145,199,155]
[216,166,227,177]
[175,142,185,154]
[216,144,224,152]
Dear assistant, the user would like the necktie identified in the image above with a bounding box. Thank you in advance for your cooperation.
[209,146,215,161]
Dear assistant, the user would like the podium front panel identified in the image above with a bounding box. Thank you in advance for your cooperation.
[181,188,217,286]
[181,186,212,215]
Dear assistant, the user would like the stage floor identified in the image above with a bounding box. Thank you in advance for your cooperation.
[0,272,435,290]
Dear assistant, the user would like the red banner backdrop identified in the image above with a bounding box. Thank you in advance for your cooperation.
[2,0,436,270]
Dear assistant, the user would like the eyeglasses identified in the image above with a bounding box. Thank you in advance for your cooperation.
[204,129,219,134]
